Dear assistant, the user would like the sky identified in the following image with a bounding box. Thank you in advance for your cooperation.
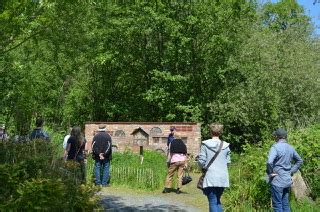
[297,0,320,35]
[261,0,320,35]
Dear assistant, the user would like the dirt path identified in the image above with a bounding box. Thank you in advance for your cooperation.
[98,187,206,212]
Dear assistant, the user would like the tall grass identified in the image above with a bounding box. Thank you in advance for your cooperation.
[222,124,320,211]
[85,150,167,190]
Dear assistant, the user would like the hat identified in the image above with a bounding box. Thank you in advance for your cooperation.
[170,127,176,132]
[98,124,106,131]
[272,128,287,138]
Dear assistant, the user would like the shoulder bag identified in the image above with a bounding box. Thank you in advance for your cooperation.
[197,141,224,190]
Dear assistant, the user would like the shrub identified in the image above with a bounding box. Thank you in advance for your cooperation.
[0,139,99,210]
[290,125,320,201]
[224,124,320,210]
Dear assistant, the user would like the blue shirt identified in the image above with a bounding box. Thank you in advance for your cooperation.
[167,133,175,146]
[30,128,50,141]
[266,139,303,188]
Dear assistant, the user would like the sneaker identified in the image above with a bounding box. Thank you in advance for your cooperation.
[102,184,110,187]
[162,188,170,193]
[176,189,181,194]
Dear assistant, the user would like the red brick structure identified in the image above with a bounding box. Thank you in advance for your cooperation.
[85,122,201,155]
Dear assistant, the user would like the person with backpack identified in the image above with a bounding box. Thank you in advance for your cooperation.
[92,124,112,187]
[162,134,188,194]
[30,118,50,141]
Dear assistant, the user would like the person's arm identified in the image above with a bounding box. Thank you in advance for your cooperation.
[103,139,112,158]
[63,136,68,150]
[92,140,99,157]
[291,149,303,175]
[266,145,277,176]
[226,147,231,164]
[197,144,207,169]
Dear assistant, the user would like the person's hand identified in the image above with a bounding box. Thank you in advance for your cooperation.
[99,153,105,160]
[269,173,278,178]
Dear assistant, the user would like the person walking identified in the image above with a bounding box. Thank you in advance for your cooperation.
[197,123,231,212]
[64,126,87,182]
[92,124,112,187]
[162,134,187,194]
[30,118,50,141]
[266,128,303,212]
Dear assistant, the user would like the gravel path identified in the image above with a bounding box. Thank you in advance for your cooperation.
[98,189,203,212]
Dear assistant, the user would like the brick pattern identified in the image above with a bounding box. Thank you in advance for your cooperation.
[85,122,201,156]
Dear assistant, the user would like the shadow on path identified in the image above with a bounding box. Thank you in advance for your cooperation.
[100,194,201,212]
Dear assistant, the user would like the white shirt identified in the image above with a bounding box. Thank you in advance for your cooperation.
[63,135,70,150]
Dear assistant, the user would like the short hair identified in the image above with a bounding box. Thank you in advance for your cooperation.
[174,133,181,139]
[210,123,223,136]
[35,118,44,128]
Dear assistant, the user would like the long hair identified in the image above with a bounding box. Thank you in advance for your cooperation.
[71,126,83,149]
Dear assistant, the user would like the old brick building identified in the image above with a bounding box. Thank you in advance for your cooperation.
[85,122,201,155]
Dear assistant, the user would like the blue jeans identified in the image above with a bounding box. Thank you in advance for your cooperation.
[203,187,224,212]
[94,160,110,186]
[270,185,290,212]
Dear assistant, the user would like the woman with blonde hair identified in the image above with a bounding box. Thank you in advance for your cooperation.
[198,123,231,212]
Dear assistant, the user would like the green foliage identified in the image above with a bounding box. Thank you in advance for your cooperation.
[108,150,167,190]
[290,125,320,201]
[0,139,99,210]
[1,0,319,150]
[224,124,320,210]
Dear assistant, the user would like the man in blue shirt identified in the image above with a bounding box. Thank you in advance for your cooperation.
[167,127,176,147]
[266,128,303,212]
[30,118,50,141]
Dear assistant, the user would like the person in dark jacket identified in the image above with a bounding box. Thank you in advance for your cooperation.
[30,118,50,141]
[167,127,176,146]
[92,124,112,187]
[64,126,86,182]
[163,134,187,194]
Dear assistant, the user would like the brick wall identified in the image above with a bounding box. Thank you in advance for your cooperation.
[85,122,201,156]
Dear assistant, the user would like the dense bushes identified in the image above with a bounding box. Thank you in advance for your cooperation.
[224,124,320,210]
[290,125,320,201]
[0,140,99,210]
[1,1,319,151]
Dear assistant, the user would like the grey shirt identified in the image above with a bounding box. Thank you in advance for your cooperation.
[198,138,231,188]
[266,139,303,188]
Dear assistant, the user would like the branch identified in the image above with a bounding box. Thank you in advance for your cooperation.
[0,30,43,55]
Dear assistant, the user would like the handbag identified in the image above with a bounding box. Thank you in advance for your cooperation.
[182,169,193,185]
[73,142,85,162]
[197,141,224,190]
